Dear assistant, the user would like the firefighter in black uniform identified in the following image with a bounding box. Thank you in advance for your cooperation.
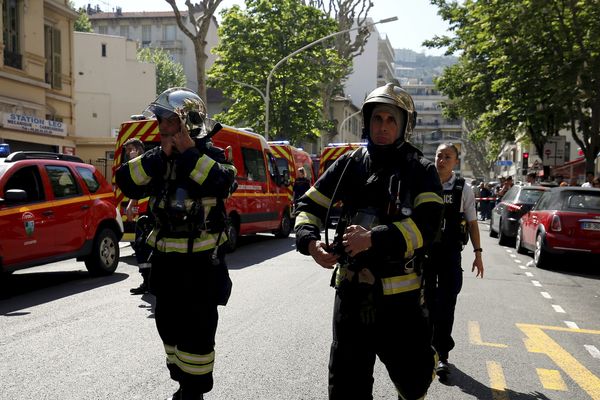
[116,87,236,400]
[294,83,444,400]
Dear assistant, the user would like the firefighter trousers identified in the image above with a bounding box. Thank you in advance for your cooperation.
[328,287,435,400]
[423,246,463,361]
[150,250,222,394]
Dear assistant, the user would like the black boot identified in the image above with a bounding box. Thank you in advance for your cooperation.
[129,281,148,295]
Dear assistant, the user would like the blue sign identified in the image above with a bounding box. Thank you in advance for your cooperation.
[496,160,513,166]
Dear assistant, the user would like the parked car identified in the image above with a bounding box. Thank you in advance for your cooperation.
[516,187,600,268]
[490,185,549,245]
[0,151,123,277]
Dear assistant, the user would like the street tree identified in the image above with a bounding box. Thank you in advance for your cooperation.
[137,47,186,96]
[70,2,93,32]
[426,0,600,173]
[207,0,348,144]
[164,0,223,101]
[302,0,374,139]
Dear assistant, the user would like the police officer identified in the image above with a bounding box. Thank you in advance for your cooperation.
[116,87,236,400]
[424,143,484,379]
[295,82,444,400]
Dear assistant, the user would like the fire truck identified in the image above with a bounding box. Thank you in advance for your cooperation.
[268,141,315,202]
[112,119,292,251]
[318,142,366,176]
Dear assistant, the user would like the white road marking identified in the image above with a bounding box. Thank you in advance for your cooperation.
[519,265,527,270]
[541,292,552,299]
[510,254,517,258]
[506,249,513,253]
[584,345,600,359]
[532,280,542,287]
[525,272,534,277]
[526,260,535,267]
[552,305,566,313]
[564,321,579,329]
[514,259,522,264]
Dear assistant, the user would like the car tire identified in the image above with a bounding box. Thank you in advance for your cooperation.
[534,233,551,269]
[515,225,527,254]
[85,228,119,276]
[274,210,292,238]
[224,218,239,253]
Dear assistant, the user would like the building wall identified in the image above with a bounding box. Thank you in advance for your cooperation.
[0,0,78,153]
[343,23,379,108]
[88,11,218,93]
[73,32,155,165]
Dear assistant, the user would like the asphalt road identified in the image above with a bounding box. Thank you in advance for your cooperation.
[1,222,599,399]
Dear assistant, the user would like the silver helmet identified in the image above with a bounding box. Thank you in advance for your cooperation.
[361,82,417,143]
[143,87,207,135]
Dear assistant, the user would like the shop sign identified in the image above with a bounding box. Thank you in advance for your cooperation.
[1,112,67,136]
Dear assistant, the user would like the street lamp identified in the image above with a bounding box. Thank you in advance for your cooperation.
[338,110,361,143]
[264,16,398,140]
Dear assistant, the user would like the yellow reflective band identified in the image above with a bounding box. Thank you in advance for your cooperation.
[414,191,443,208]
[393,218,423,258]
[176,349,215,365]
[294,211,323,230]
[173,348,215,376]
[164,344,176,365]
[147,230,227,253]
[381,273,421,295]
[305,186,331,209]
[129,155,151,185]
[190,154,216,185]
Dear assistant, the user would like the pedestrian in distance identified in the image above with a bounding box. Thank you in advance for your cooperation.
[478,183,493,221]
[292,166,311,210]
[423,142,484,380]
[525,171,537,186]
[122,138,153,295]
[116,87,237,400]
[581,172,595,187]
[294,82,444,400]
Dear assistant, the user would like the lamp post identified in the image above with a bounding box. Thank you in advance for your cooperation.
[264,16,398,141]
[338,110,361,143]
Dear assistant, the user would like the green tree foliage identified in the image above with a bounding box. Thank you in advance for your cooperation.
[70,2,93,32]
[137,47,186,96]
[207,0,349,144]
[426,0,600,172]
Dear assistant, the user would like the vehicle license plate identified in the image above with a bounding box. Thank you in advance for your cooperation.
[581,222,600,231]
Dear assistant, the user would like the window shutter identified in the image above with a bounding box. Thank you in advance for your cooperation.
[52,28,62,89]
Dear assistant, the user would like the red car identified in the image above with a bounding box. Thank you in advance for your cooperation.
[516,187,600,268]
[0,151,123,276]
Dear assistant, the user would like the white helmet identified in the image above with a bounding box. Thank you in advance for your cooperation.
[143,87,207,135]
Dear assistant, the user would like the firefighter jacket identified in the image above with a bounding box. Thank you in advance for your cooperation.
[116,141,237,254]
[294,142,443,295]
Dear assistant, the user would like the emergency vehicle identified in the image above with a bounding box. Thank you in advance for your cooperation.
[112,119,292,251]
[268,141,315,201]
[318,142,366,176]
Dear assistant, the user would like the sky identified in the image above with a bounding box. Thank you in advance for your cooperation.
[73,0,451,56]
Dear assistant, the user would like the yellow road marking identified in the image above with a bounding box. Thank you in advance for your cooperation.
[486,361,510,400]
[536,368,567,391]
[518,323,600,400]
[469,321,509,348]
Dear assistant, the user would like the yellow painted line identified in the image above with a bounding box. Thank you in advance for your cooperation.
[536,368,567,391]
[518,323,600,400]
[469,321,509,348]
[486,361,510,400]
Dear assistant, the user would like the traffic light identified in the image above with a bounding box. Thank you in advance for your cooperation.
[522,152,529,175]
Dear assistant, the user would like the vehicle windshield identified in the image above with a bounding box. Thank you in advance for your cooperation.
[275,157,289,175]
[518,189,546,204]
[564,191,600,211]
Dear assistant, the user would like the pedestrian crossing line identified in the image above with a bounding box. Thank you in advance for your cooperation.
[468,321,508,348]
[536,368,567,391]
[518,323,600,400]
[486,361,510,400]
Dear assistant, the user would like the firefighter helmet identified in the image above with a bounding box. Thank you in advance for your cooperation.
[361,82,417,143]
[143,87,207,135]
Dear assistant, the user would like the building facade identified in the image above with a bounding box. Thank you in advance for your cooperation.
[87,9,218,94]
[73,31,155,174]
[0,0,78,154]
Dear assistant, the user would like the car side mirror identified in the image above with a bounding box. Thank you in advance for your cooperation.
[0,189,27,204]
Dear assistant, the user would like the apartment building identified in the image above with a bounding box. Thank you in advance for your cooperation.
[86,8,218,93]
[0,0,78,154]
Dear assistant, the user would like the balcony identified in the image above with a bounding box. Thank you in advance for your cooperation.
[3,50,22,70]
[158,40,183,50]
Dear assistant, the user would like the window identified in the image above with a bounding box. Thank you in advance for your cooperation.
[142,25,152,46]
[119,25,129,39]
[534,193,552,210]
[241,147,266,182]
[3,166,45,204]
[163,25,176,41]
[517,189,545,204]
[45,166,80,198]
[101,43,107,57]
[3,0,22,69]
[44,25,62,89]
[98,25,108,35]
[76,167,100,193]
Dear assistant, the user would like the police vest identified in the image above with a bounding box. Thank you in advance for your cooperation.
[439,177,468,247]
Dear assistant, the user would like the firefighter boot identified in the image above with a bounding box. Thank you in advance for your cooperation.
[130,268,150,295]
